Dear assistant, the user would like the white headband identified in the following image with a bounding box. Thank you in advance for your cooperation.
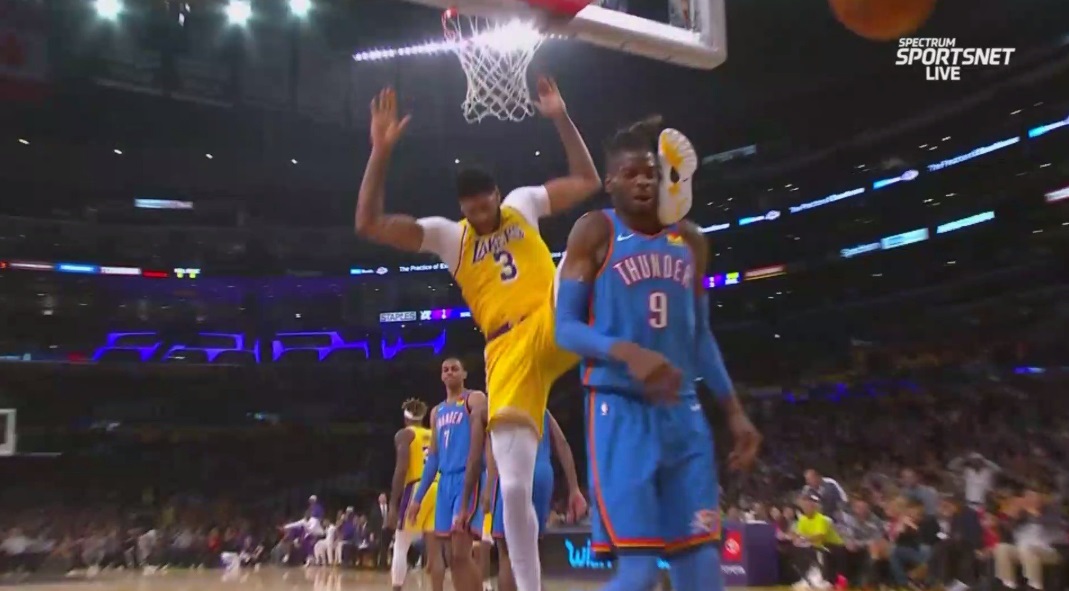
[404,410,418,421]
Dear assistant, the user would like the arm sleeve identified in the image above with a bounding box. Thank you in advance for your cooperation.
[502,185,551,228]
[696,292,734,399]
[414,447,439,503]
[555,279,620,361]
[416,217,464,273]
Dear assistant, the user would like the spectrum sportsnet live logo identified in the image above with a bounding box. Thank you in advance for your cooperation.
[895,38,1015,81]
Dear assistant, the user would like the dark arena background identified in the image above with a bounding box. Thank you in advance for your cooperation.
[1,0,1068,589]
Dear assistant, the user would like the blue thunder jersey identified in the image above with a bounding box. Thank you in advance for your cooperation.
[581,209,699,399]
[434,392,474,474]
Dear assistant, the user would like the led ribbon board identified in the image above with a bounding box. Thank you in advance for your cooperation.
[880,228,929,250]
[789,188,866,214]
[1027,116,1069,139]
[1046,186,1069,203]
[936,211,995,234]
[927,137,1019,172]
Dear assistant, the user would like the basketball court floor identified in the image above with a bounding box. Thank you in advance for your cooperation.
[0,568,698,591]
[0,568,773,589]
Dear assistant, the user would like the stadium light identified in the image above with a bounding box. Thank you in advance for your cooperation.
[18,138,29,145]
[226,0,251,25]
[94,0,122,20]
[289,0,311,17]
[113,148,123,155]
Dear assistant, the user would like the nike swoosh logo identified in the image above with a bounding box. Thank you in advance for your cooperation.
[616,233,634,241]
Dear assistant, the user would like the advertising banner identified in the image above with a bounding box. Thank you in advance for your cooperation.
[541,522,778,587]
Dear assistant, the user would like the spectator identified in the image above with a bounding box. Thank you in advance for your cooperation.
[803,469,849,521]
[368,492,390,569]
[353,514,374,567]
[948,453,1001,508]
[1,527,31,572]
[889,499,940,587]
[930,493,983,591]
[994,487,1065,591]
[835,498,884,586]
[900,468,940,516]
[171,526,195,567]
[790,494,842,589]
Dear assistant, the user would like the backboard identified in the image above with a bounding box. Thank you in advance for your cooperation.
[404,0,726,70]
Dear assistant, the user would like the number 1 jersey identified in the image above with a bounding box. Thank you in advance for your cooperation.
[580,209,700,399]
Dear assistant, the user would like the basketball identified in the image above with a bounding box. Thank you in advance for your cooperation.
[828,0,936,42]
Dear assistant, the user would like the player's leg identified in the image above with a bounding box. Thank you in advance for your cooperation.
[489,483,516,591]
[446,472,483,591]
[660,400,723,591]
[392,483,417,588]
[479,513,494,591]
[488,424,539,591]
[485,324,545,591]
[587,391,664,591]
[496,541,516,591]
[391,530,416,589]
[491,464,550,591]
[423,534,446,591]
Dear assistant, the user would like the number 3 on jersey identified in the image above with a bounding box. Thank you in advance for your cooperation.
[494,250,518,282]
[648,291,668,328]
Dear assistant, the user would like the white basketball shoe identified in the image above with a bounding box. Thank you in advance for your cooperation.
[657,128,698,226]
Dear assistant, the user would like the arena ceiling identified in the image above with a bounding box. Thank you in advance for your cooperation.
[0,0,1066,221]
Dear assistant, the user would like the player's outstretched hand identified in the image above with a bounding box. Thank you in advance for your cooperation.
[616,342,681,403]
[726,412,761,472]
[532,77,567,120]
[566,487,588,523]
[369,87,411,149]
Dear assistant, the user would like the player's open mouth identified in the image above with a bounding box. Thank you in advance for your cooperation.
[634,193,654,202]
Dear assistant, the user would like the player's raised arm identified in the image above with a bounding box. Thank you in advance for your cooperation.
[679,220,762,471]
[546,412,587,521]
[388,427,414,528]
[460,390,488,512]
[531,77,601,216]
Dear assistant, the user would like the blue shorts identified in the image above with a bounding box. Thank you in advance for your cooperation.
[434,470,484,537]
[585,391,720,557]
[490,462,554,539]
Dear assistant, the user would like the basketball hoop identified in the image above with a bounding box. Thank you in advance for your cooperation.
[442,9,546,123]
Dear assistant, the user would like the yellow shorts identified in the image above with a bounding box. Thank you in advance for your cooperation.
[401,480,437,533]
[485,300,578,436]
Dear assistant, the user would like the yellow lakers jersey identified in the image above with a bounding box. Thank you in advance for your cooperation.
[456,206,556,334]
[404,426,432,484]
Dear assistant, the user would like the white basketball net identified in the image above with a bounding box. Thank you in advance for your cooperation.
[443,14,546,123]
